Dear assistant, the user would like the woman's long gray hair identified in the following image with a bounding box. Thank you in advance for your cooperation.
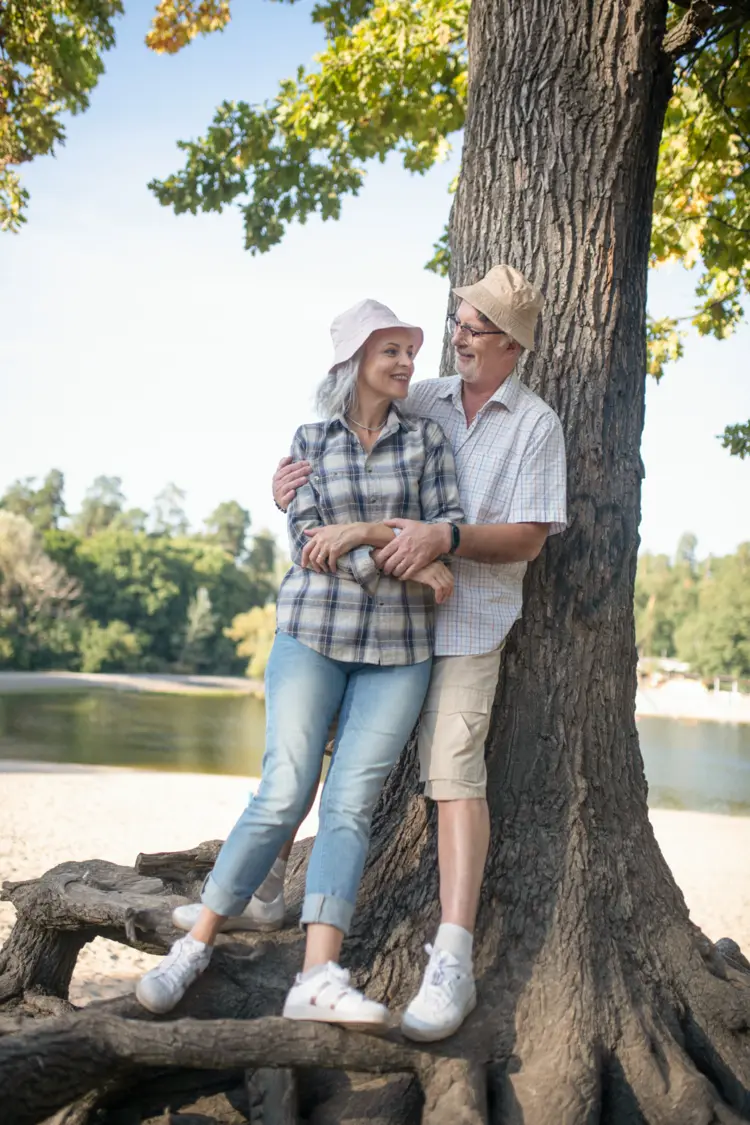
[314,348,364,420]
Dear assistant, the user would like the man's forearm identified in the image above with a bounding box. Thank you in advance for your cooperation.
[454,522,549,564]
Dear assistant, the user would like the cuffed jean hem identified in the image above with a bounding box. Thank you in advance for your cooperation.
[423,778,488,800]
[300,892,355,935]
[200,873,249,918]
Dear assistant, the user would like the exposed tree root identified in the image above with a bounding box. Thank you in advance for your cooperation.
[0,1010,489,1125]
[2,842,750,1125]
[246,1067,297,1125]
[616,1008,747,1125]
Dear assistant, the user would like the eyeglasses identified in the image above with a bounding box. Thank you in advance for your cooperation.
[446,313,506,340]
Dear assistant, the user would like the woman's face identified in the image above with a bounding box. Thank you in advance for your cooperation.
[357,328,419,403]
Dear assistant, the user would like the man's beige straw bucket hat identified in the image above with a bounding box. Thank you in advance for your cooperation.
[453,264,544,351]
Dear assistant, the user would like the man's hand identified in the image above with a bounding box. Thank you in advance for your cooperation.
[378,519,451,579]
[301,524,365,573]
[273,456,311,512]
[412,560,454,604]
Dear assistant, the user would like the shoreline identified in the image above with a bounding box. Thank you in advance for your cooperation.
[0,670,263,697]
[635,682,750,726]
[2,672,749,725]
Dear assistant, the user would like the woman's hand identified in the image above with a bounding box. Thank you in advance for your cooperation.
[301,524,367,573]
[411,561,454,604]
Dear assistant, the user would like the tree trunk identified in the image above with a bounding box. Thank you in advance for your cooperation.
[2,0,750,1122]
[329,0,750,1116]
[437,0,750,1118]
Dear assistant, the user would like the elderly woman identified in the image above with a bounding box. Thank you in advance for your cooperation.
[135,299,464,1030]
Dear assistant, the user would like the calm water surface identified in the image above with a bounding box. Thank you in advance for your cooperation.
[1,691,749,815]
[0,691,267,778]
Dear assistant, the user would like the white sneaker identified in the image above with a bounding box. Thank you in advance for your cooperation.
[135,934,212,1014]
[283,961,391,1034]
[400,944,476,1042]
[172,890,285,934]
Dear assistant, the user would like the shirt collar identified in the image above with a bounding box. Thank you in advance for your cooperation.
[437,373,521,413]
[328,403,411,434]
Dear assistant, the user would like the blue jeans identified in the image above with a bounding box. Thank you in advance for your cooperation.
[202,631,432,933]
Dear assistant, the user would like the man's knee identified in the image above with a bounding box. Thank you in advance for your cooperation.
[435,794,489,813]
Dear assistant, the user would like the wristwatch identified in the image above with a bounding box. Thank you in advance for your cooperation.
[448,522,461,554]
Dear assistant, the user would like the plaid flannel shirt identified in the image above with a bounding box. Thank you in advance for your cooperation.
[276,408,464,665]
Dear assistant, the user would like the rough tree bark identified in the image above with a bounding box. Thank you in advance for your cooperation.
[1,0,749,1122]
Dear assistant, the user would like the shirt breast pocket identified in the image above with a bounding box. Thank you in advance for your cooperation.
[474,457,517,523]
[309,469,358,521]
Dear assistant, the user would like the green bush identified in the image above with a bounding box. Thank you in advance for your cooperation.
[79,620,144,674]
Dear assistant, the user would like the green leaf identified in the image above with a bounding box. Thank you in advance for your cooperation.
[719,420,750,459]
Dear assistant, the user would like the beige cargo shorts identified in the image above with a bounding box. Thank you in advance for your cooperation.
[417,645,504,800]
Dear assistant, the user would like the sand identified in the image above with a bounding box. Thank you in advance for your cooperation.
[0,762,320,1004]
[1,761,748,1006]
[0,671,261,696]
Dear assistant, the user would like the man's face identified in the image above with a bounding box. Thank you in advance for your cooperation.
[451,300,513,384]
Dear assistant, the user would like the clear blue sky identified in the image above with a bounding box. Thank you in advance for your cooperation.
[1,0,747,559]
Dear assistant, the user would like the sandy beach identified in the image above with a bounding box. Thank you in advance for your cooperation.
[1,761,749,1006]
[0,671,262,696]
[0,763,320,1004]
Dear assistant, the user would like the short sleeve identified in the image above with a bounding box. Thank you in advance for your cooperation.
[508,413,567,535]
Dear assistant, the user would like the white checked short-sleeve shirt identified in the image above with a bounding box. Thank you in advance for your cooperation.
[408,374,567,656]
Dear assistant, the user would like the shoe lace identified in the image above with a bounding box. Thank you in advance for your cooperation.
[158,938,198,979]
[314,962,359,1008]
[421,944,462,1005]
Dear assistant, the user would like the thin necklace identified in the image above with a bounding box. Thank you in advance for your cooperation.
[346,413,388,433]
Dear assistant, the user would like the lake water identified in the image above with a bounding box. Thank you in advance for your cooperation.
[1,691,749,816]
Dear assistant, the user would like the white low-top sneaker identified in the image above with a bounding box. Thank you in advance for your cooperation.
[135,934,212,1014]
[283,961,391,1034]
[172,890,285,934]
[400,944,476,1042]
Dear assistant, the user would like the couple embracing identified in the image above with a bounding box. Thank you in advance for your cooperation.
[135,264,567,1043]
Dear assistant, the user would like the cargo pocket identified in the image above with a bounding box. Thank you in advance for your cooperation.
[417,686,492,785]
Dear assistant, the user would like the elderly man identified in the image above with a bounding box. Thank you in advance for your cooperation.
[270,264,568,1040]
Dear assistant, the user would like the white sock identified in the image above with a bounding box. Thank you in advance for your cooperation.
[434,923,473,966]
[253,857,287,904]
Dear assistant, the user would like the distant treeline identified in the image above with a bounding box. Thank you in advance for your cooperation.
[2,477,747,681]
[635,533,750,679]
[0,470,279,676]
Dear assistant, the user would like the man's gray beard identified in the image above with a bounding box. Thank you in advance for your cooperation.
[402,355,473,414]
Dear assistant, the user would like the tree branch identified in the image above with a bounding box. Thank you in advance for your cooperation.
[663,2,721,58]
[662,1,750,59]
[0,1011,488,1125]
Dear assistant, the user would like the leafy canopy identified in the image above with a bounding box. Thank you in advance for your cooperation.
[0,0,122,231]
[635,536,750,679]
[0,470,66,532]
[0,469,278,673]
[146,0,750,455]
[2,0,748,451]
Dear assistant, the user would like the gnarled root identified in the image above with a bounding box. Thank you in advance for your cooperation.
[0,1010,487,1125]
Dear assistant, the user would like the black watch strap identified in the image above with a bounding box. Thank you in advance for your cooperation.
[448,522,461,554]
